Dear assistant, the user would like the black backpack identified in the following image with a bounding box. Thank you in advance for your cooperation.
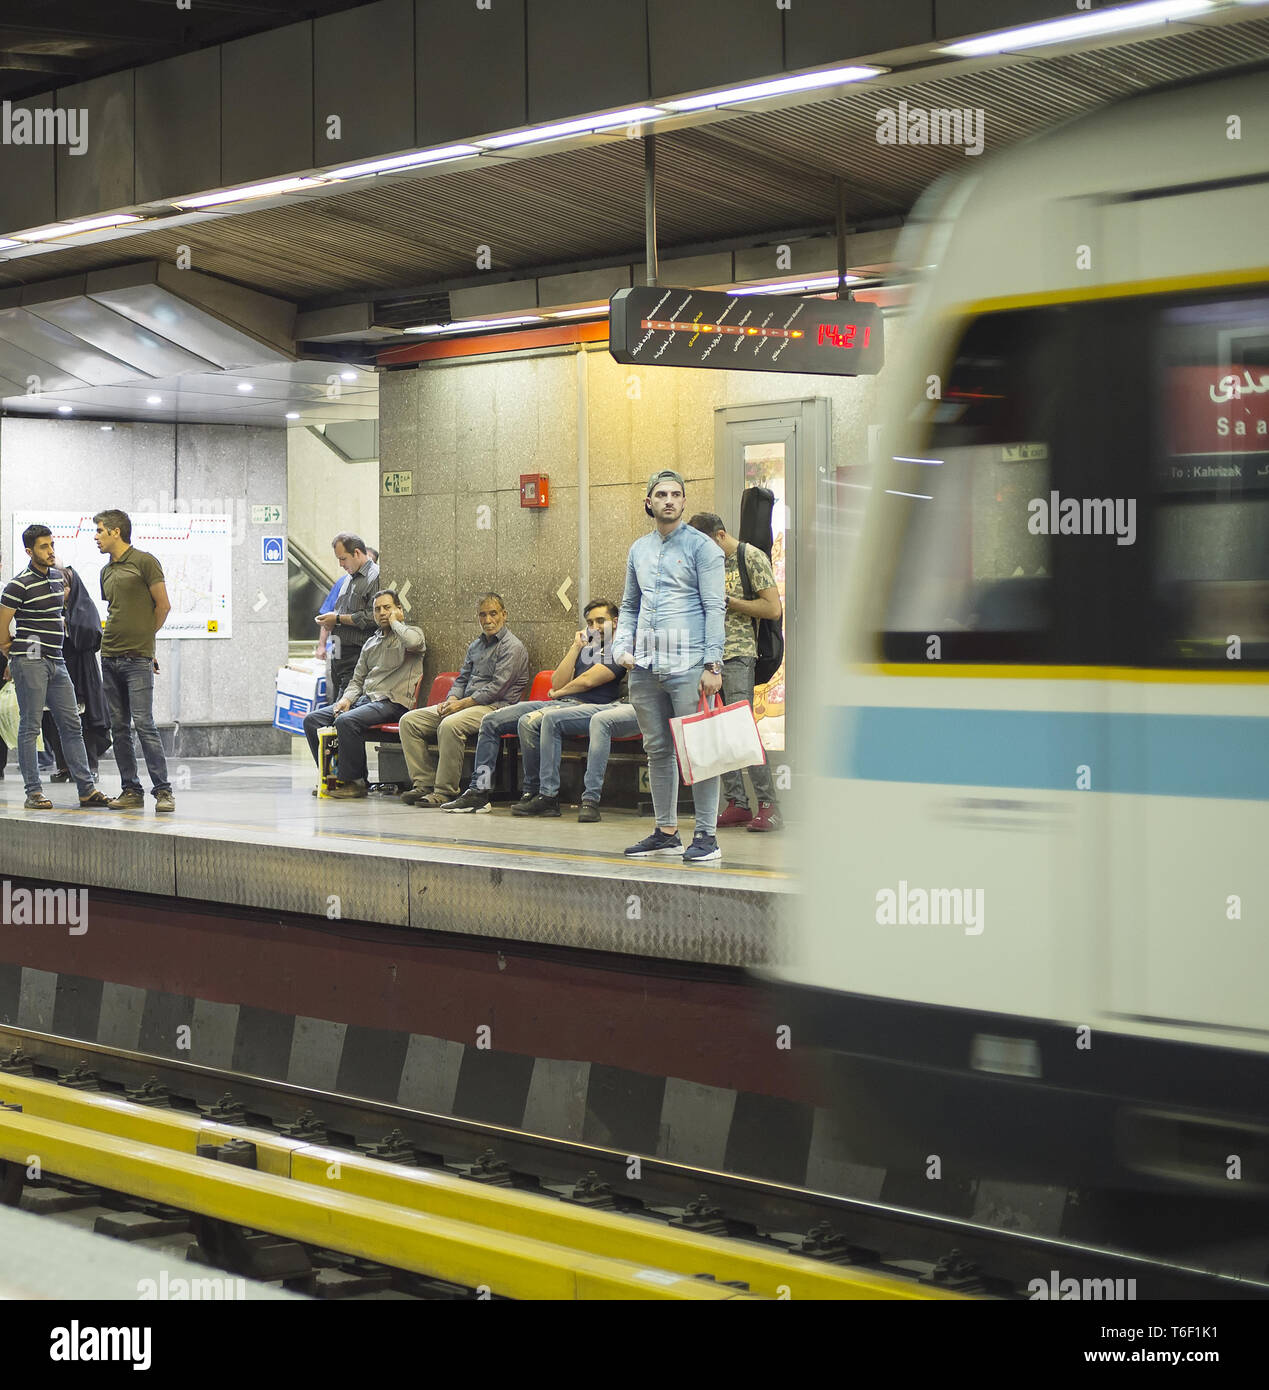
[737,540,784,687]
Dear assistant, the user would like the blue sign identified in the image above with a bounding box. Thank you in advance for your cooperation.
[262,536,285,564]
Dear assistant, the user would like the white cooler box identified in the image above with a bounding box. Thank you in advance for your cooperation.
[274,662,328,734]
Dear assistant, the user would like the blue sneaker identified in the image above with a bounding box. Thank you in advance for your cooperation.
[683,831,722,864]
[625,829,684,858]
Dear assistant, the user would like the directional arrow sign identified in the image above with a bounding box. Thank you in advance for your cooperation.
[396,579,413,614]
[556,576,573,611]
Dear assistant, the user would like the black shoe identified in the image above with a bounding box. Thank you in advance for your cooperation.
[441,788,492,814]
[50,769,71,783]
[578,800,601,823]
[517,793,561,818]
[510,793,538,816]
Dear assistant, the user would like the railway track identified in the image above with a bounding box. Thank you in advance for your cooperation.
[2,1025,1264,1301]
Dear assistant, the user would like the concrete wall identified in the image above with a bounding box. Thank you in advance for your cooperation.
[287,425,379,576]
[0,418,289,739]
[378,325,900,684]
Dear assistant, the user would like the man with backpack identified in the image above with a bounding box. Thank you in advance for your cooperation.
[688,512,783,832]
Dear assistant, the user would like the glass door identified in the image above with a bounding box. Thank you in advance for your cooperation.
[714,398,830,772]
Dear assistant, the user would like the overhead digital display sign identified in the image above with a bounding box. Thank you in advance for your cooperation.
[609,286,884,377]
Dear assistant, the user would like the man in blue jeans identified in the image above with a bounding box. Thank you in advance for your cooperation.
[0,524,112,811]
[513,600,636,821]
[442,599,626,815]
[614,470,726,863]
[93,509,174,812]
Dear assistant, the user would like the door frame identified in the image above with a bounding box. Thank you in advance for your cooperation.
[714,396,831,765]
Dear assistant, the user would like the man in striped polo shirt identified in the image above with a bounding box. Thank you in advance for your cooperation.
[0,524,111,811]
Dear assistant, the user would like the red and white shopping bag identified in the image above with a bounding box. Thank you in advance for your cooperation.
[670,695,766,785]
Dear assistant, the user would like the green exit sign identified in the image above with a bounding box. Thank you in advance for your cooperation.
[251,504,283,524]
[382,471,413,496]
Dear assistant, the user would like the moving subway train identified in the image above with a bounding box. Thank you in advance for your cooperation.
[775,65,1269,1194]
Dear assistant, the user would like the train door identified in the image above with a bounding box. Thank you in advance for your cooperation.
[714,398,829,774]
[1105,285,1269,1044]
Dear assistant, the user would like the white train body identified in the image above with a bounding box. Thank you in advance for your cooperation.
[773,67,1269,1190]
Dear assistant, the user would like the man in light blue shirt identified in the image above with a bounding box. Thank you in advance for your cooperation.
[614,470,726,863]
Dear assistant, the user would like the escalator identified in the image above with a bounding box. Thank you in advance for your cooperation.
[288,537,339,659]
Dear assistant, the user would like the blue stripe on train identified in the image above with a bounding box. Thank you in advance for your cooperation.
[832,707,1269,802]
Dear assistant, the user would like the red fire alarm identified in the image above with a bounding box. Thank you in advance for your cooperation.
[520,474,549,508]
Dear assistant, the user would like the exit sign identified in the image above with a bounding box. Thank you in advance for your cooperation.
[382,471,413,496]
[610,287,883,377]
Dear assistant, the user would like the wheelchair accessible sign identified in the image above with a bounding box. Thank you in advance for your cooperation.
[262,536,285,564]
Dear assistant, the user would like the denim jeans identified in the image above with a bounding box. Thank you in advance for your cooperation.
[10,655,95,796]
[720,656,777,805]
[470,700,551,792]
[303,696,405,783]
[627,665,720,836]
[101,656,171,796]
[529,700,641,799]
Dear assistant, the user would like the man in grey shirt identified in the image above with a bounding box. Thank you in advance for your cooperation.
[304,589,425,799]
[317,532,378,702]
[399,593,530,808]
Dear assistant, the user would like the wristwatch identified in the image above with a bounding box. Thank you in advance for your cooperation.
[703,661,723,675]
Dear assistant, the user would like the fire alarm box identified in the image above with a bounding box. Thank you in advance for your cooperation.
[520,474,549,508]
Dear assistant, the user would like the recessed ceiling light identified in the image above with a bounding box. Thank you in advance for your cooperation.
[663,66,883,113]
[480,108,664,150]
[285,411,301,420]
[938,0,1213,55]
[100,425,113,431]
[57,405,73,414]
[146,395,162,405]
[237,383,254,392]
[405,315,543,334]
[175,177,327,210]
[12,214,143,242]
[324,145,479,180]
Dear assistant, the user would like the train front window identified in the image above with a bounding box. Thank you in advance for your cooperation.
[1152,292,1269,666]
[882,308,1066,662]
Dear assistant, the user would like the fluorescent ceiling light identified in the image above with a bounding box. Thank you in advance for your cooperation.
[551,306,610,318]
[939,0,1214,56]
[664,65,883,112]
[733,275,859,295]
[480,108,664,150]
[146,395,162,405]
[0,238,20,249]
[285,411,301,419]
[175,177,326,210]
[13,214,142,242]
[100,425,113,431]
[340,370,357,381]
[237,382,254,392]
[405,315,543,334]
[56,405,73,414]
[324,145,479,180]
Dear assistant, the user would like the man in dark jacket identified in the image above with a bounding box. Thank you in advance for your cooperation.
[46,566,111,782]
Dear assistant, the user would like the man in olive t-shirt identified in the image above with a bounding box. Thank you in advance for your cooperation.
[94,509,174,812]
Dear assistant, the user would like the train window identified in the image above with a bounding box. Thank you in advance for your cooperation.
[882,309,1068,662]
[1151,292,1269,666]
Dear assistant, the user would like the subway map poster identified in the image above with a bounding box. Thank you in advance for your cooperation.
[11,513,233,639]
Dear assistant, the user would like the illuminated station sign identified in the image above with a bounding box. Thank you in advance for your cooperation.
[609,286,884,377]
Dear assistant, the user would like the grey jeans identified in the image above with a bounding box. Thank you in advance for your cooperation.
[720,655,777,806]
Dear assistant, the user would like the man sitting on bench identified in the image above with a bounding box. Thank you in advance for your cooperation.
[514,600,638,822]
[442,599,625,815]
[303,589,424,800]
[400,594,530,809]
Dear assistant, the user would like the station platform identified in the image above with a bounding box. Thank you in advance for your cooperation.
[0,752,789,968]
